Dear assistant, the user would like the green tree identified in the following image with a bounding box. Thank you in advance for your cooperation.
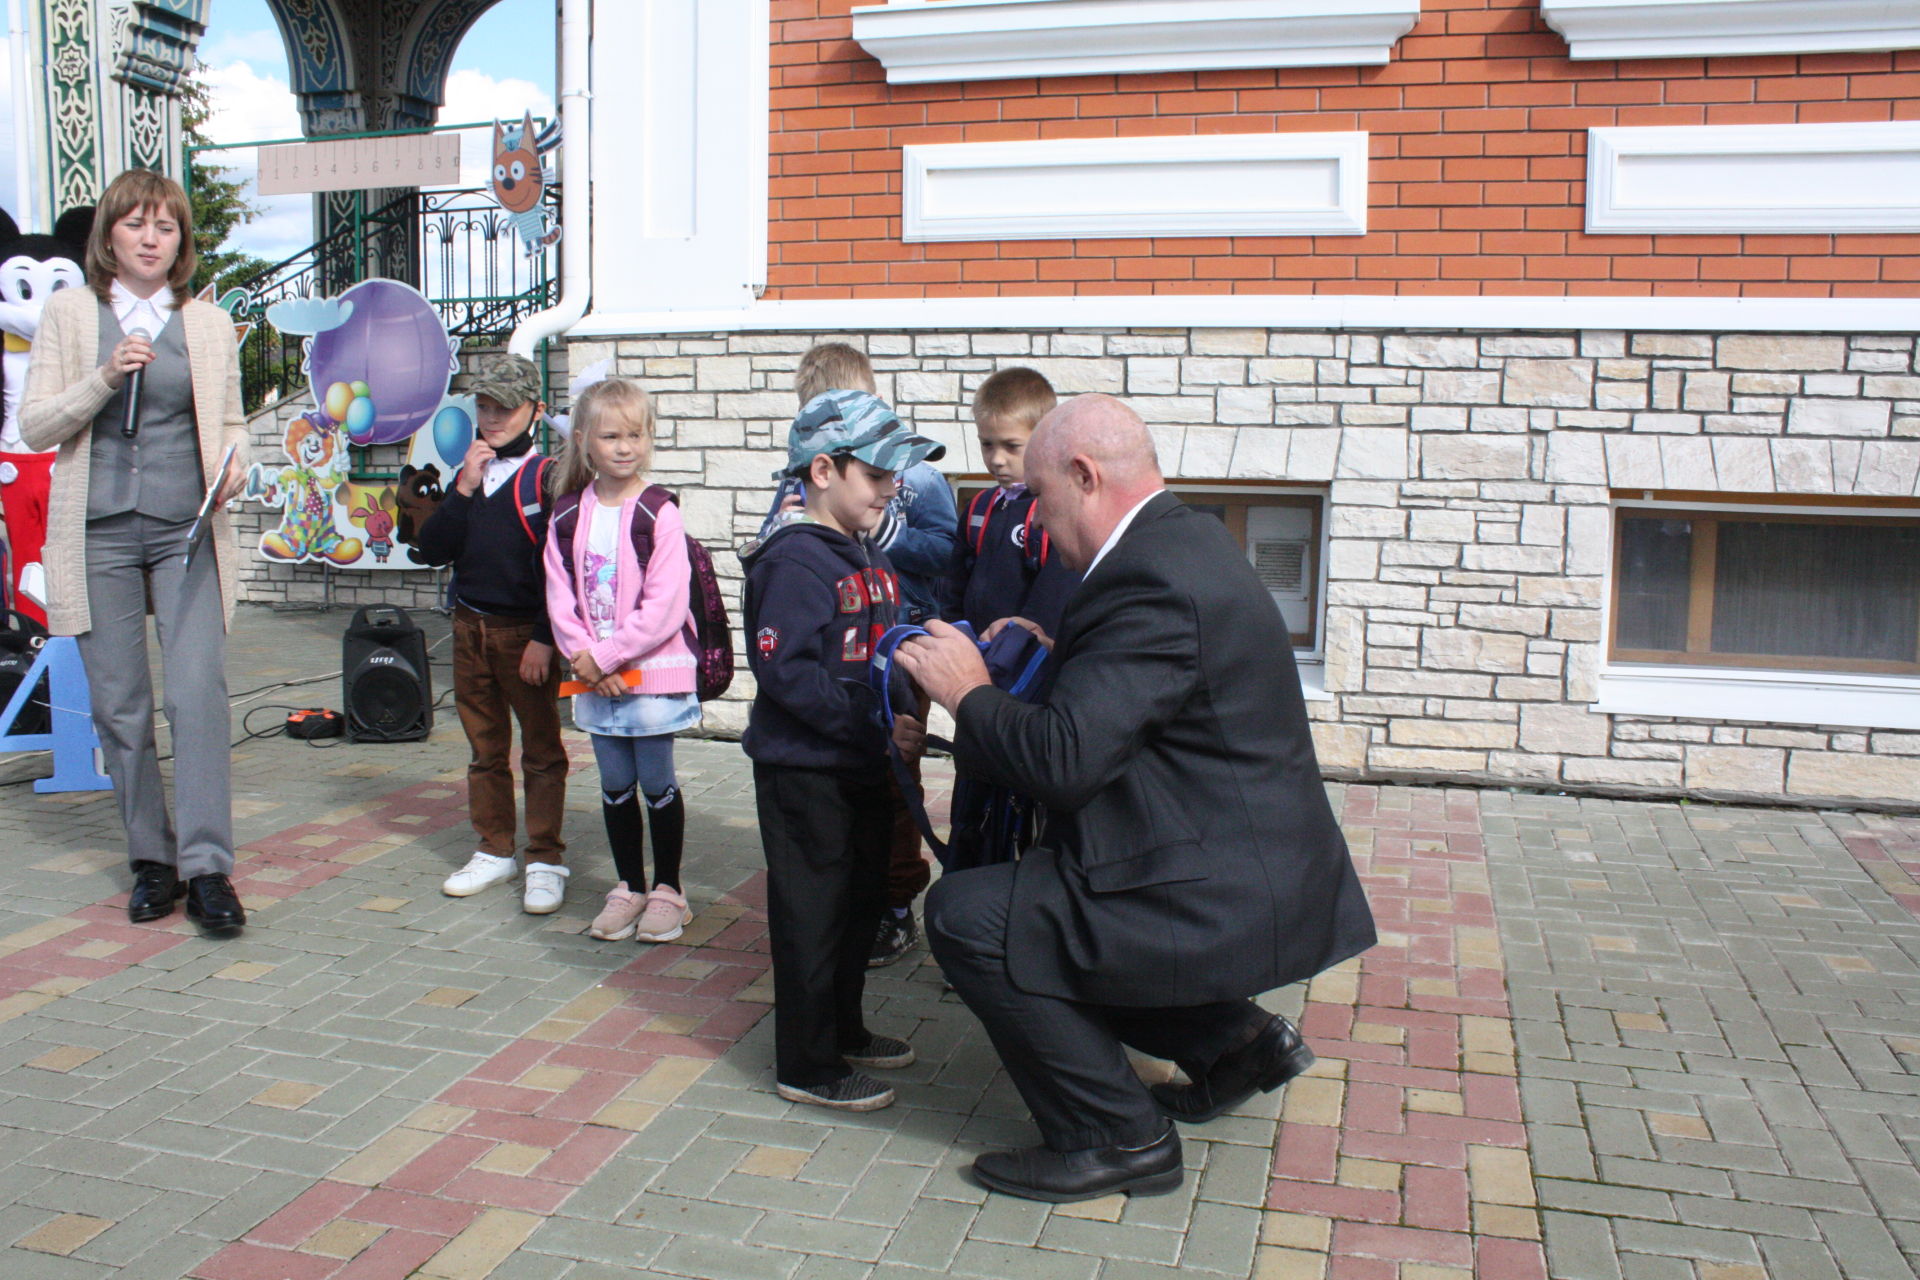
[180,64,272,296]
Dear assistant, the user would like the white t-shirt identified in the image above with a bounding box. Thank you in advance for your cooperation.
[583,501,623,640]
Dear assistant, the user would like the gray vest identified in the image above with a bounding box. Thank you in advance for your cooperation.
[88,299,202,522]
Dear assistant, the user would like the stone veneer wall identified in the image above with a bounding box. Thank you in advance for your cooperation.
[554,326,1920,808]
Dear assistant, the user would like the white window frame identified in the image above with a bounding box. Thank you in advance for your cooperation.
[1596,497,1920,730]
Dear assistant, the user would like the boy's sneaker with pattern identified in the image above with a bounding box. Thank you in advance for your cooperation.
[443,851,518,897]
[843,1034,915,1070]
[868,910,918,967]
[776,1073,896,1112]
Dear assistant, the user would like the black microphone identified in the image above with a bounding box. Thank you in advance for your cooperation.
[120,326,151,439]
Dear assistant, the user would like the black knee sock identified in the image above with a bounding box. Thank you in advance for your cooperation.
[644,786,684,891]
[602,788,647,891]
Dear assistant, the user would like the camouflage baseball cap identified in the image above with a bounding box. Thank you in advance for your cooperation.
[466,354,542,407]
[779,389,946,479]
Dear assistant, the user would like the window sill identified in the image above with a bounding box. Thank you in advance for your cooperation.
[1542,0,1920,61]
[1298,659,1331,703]
[849,0,1424,84]
[1594,664,1920,731]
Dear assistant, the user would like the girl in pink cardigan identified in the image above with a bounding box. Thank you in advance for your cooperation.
[545,380,701,942]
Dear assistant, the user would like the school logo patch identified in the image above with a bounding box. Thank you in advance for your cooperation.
[756,626,780,656]
[1011,522,1028,549]
[837,574,866,614]
[841,626,870,662]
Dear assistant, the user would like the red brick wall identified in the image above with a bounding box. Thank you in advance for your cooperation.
[768,0,1920,299]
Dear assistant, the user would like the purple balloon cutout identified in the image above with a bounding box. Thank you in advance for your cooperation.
[306,280,452,446]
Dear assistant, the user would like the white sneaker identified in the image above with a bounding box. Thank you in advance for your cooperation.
[443,851,518,897]
[523,863,569,914]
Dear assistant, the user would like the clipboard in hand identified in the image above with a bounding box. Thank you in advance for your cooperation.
[183,444,239,570]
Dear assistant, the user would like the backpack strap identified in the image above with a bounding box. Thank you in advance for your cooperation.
[627,484,701,644]
[512,456,551,545]
[549,490,584,578]
[869,623,965,861]
[965,488,999,557]
[1021,502,1050,569]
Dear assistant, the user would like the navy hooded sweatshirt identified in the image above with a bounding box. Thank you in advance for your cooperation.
[742,518,906,773]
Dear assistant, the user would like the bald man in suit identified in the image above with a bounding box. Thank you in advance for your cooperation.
[898,394,1374,1203]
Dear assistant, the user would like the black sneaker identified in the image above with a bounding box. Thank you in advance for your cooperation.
[776,1073,896,1112]
[843,1034,915,1070]
[868,911,919,968]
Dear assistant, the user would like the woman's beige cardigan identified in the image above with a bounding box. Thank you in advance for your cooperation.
[20,285,252,637]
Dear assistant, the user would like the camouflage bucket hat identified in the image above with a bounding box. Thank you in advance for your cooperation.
[779,389,947,479]
[466,354,542,408]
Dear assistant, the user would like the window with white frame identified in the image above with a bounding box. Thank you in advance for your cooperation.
[952,481,1328,655]
[1610,503,1920,677]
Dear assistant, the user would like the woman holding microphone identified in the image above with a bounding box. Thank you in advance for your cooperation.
[21,168,250,934]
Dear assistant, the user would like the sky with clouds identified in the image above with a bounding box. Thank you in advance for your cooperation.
[3,0,555,260]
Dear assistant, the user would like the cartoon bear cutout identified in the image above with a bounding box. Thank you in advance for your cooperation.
[394,463,445,565]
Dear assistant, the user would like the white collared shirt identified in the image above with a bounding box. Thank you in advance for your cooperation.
[1084,489,1164,578]
[108,279,174,340]
[481,450,533,497]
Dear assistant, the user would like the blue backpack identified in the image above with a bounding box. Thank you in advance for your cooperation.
[869,621,1052,870]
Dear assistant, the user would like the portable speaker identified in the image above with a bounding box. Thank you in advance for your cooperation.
[0,611,51,736]
[342,605,432,743]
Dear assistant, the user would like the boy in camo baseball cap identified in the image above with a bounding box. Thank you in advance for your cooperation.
[778,389,946,480]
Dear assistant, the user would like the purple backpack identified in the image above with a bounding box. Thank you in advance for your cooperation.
[550,484,734,702]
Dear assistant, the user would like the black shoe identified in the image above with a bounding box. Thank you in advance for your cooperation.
[127,861,183,923]
[776,1072,895,1112]
[842,1033,915,1070]
[868,911,918,968]
[184,873,246,935]
[1150,1014,1315,1124]
[971,1125,1183,1203]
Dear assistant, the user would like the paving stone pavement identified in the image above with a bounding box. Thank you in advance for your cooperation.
[0,606,1915,1280]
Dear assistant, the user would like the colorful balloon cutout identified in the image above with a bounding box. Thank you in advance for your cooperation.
[323,380,355,422]
[431,405,474,469]
[305,280,455,446]
[344,395,378,441]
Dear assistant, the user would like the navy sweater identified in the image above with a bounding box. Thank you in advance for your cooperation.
[414,458,554,646]
[950,487,1080,638]
[742,519,904,773]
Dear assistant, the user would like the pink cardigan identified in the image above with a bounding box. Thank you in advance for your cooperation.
[544,486,698,695]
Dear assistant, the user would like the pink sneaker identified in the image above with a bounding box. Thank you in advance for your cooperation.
[589,883,646,941]
[634,885,692,943]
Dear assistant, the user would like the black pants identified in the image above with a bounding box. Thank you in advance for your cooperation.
[926,861,1265,1151]
[754,762,890,1087]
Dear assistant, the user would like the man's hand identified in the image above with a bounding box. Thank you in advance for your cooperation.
[455,439,497,496]
[981,615,1055,650]
[895,619,992,714]
[892,712,926,761]
[215,451,247,506]
[519,640,555,685]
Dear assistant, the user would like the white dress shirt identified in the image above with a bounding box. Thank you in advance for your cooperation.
[1084,489,1164,578]
[481,450,533,497]
[108,279,174,340]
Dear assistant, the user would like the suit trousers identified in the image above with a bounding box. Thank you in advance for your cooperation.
[76,511,233,877]
[927,861,1265,1151]
[451,608,567,861]
[885,756,931,910]
[753,762,889,1087]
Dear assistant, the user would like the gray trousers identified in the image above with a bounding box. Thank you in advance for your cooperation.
[77,511,233,877]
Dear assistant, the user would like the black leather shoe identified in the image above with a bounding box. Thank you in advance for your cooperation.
[1151,1013,1315,1124]
[127,861,184,923]
[184,874,246,935]
[971,1125,1182,1203]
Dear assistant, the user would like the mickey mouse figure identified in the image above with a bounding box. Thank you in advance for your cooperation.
[0,206,92,625]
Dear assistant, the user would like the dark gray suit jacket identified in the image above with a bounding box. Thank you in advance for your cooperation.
[952,491,1376,1007]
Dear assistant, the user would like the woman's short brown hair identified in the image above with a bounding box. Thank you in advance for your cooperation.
[87,168,197,306]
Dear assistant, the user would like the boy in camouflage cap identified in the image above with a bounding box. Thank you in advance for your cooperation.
[736,388,942,1113]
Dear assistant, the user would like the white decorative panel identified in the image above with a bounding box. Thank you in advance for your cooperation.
[850,0,1423,83]
[1586,122,1920,235]
[590,0,769,312]
[902,133,1369,242]
[1544,0,1920,60]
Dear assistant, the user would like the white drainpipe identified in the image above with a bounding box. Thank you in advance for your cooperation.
[510,0,590,359]
[8,0,35,229]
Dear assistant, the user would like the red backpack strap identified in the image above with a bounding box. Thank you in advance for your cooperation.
[1022,503,1049,568]
[966,488,997,556]
[513,456,552,545]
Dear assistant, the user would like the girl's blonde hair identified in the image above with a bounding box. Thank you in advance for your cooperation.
[556,378,657,494]
[87,168,197,305]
